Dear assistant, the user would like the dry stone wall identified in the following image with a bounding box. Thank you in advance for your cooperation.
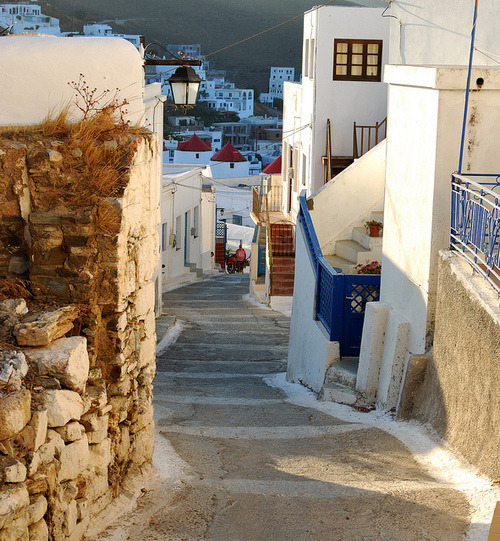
[0,133,159,540]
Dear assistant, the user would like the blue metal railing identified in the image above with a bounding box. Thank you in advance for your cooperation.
[451,173,500,295]
[298,191,342,340]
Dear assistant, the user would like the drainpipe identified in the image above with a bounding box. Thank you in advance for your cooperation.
[458,0,479,175]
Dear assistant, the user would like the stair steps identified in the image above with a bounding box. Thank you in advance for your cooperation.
[322,210,383,274]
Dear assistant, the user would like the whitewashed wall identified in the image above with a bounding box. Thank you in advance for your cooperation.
[309,141,386,252]
[0,36,144,126]
[206,161,250,179]
[358,65,500,409]
[387,0,500,66]
[287,221,340,392]
[161,167,215,289]
[304,6,389,194]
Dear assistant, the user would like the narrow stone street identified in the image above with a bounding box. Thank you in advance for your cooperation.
[95,274,473,541]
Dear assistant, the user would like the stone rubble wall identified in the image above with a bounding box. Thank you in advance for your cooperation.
[0,136,159,540]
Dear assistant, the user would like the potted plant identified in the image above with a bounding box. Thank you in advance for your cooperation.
[355,261,381,274]
[364,220,383,237]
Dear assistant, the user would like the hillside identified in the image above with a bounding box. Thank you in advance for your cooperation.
[38,0,380,92]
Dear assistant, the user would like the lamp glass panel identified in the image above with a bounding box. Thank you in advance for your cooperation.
[187,82,200,105]
[171,81,188,105]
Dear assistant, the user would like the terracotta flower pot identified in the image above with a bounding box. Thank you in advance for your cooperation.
[369,225,381,237]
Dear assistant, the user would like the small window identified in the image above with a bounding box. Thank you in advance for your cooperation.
[230,163,235,169]
[233,215,242,225]
[196,153,200,159]
[333,39,382,82]
[304,39,310,78]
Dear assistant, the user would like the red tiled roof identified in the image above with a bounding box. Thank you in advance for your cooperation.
[262,154,282,175]
[211,142,247,163]
[177,134,212,152]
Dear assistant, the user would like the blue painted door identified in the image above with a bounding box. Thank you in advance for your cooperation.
[341,275,381,357]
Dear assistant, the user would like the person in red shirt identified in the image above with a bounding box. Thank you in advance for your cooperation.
[235,243,247,273]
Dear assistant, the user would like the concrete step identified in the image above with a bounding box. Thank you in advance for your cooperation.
[324,360,358,387]
[319,382,358,406]
[335,239,370,265]
[352,226,383,250]
[323,254,356,274]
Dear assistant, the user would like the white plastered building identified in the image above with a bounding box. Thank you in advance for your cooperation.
[0,3,60,35]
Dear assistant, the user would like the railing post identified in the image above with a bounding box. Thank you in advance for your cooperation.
[329,274,344,342]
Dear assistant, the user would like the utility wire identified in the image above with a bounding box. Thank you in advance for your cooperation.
[204,0,340,59]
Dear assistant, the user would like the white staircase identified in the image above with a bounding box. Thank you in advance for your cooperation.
[323,210,383,274]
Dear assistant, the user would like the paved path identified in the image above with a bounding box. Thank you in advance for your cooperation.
[96,274,470,541]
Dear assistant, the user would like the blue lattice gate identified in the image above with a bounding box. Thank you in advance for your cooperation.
[341,275,380,357]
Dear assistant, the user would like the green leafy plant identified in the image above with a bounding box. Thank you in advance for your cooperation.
[364,220,383,234]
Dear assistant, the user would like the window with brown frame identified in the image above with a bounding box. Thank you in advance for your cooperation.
[333,39,383,81]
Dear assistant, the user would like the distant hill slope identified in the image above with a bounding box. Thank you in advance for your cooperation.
[40,0,385,92]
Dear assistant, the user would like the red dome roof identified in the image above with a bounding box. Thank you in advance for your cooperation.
[262,154,282,175]
[177,134,212,152]
[211,142,247,163]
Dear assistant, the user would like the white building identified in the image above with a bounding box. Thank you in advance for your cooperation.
[205,142,250,179]
[82,24,141,49]
[163,132,223,164]
[259,67,295,105]
[0,3,60,35]
[203,85,254,119]
[160,166,216,290]
[282,4,389,219]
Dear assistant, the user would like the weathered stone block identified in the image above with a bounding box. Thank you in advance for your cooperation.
[14,306,79,347]
[58,434,89,482]
[27,495,47,526]
[89,438,111,475]
[0,456,27,483]
[0,484,29,530]
[63,500,77,536]
[29,410,48,451]
[0,511,29,541]
[55,422,85,443]
[41,390,83,427]
[28,518,48,541]
[0,298,27,315]
[0,389,31,441]
[86,415,108,445]
[76,498,87,522]
[129,422,154,466]
[0,350,28,390]
[85,379,107,410]
[130,282,155,319]
[25,336,89,393]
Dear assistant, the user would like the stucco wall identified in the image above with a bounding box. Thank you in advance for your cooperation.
[287,221,339,392]
[0,36,144,126]
[411,251,500,480]
[305,6,389,193]
[387,0,500,67]
[309,140,386,252]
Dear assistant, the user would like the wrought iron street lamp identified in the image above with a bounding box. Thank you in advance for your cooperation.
[144,41,203,109]
[168,66,201,108]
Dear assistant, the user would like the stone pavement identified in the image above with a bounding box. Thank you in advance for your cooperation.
[95,274,471,541]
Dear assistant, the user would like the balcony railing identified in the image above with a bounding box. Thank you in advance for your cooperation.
[252,184,283,221]
[353,118,387,159]
[451,173,500,295]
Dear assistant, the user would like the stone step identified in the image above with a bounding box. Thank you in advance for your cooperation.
[319,382,358,406]
[335,239,370,265]
[371,210,384,224]
[323,254,356,274]
[352,226,383,250]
